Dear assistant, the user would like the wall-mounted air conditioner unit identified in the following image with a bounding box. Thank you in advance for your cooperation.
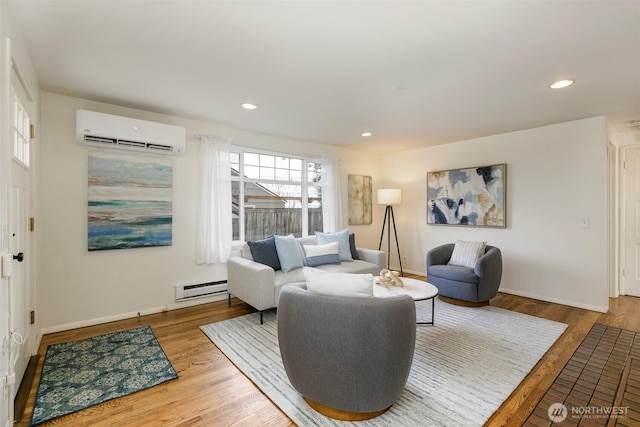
[76,109,186,155]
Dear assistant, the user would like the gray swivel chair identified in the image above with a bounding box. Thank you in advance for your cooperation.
[426,243,502,306]
[277,283,416,421]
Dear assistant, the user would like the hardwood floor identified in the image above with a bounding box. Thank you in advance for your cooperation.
[16,276,640,427]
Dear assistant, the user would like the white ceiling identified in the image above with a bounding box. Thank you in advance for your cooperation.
[7,0,640,154]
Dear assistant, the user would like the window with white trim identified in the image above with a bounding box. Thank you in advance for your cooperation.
[13,94,30,167]
[231,148,323,242]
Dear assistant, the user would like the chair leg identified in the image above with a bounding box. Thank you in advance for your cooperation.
[228,293,231,305]
[260,311,264,325]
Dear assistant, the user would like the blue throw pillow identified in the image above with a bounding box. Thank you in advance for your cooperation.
[349,233,360,260]
[274,235,305,273]
[247,236,281,271]
[316,229,353,262]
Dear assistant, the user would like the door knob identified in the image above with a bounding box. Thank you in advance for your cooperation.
[13,252,24,262]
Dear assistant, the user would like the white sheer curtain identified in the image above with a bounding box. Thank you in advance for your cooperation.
[321,153,342,232]
[196,136,232,264]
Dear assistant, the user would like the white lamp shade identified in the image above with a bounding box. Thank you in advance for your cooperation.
[378,189,402,205]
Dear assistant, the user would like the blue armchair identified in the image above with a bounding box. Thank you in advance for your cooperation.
[426,243,502,305]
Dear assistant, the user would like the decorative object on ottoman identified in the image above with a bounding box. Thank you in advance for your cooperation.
[426,241,502,306]
[376,269,404,287]
[277,282,416,420]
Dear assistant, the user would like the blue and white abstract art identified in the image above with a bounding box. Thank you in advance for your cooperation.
[88,152,173,251]
[427,164,506,227]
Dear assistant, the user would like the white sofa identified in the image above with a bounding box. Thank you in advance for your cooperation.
[227,235,386,323]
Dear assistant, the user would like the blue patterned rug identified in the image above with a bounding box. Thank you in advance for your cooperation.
[30,326,178,426]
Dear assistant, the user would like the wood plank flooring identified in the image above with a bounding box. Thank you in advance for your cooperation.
[16,275,640,427]
[523,324,640,426]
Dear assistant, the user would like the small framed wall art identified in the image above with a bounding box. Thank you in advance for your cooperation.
[427,163,506,228]
[347,174,372,225]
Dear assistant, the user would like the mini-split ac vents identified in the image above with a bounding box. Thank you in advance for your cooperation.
[76,109,186,155]
[175,280,228,302]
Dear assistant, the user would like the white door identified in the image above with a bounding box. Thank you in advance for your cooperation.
[623,146,640,296]
[7,68,33,402]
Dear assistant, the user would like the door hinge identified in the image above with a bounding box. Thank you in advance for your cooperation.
[29,124,35,139]
[29,217,34,232]
[5,373,15,386]
[30,310,35,325]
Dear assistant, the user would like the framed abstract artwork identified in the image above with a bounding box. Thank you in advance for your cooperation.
[88,152,173,250]
[348,174,372,225]
[427,163,506,227]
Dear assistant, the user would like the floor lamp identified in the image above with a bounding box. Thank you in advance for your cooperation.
[377,189,403,276]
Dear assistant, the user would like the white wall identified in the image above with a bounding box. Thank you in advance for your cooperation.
[37,92,383,332]
[383,117,610,312]
[37,92,618,328]
[616,130,640,148]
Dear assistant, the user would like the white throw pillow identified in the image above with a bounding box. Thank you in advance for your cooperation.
[303,242,340,267]
[448,240,487,269]
[304,270,374,298]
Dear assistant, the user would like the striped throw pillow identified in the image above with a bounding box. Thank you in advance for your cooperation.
[304,242,341,267]
[448,240,487,269]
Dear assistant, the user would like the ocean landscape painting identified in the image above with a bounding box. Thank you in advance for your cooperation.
[427,164,506,227]
[88,152,173,251]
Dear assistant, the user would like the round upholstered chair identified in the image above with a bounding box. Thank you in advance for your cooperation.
[277,283,416,421]
[426,243,502,306]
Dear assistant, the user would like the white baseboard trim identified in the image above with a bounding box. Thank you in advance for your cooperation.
[498,287,608,313]
[389,266,425,277]
[40,293,228,335]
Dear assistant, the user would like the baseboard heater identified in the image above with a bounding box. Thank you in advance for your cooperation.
[175,280,227,302]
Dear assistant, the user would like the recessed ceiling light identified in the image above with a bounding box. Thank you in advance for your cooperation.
[242,103,258,110]
[549,79,575,89]
[361,132,372,137]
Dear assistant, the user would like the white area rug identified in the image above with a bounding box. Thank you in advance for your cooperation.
[201,298,567,426]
